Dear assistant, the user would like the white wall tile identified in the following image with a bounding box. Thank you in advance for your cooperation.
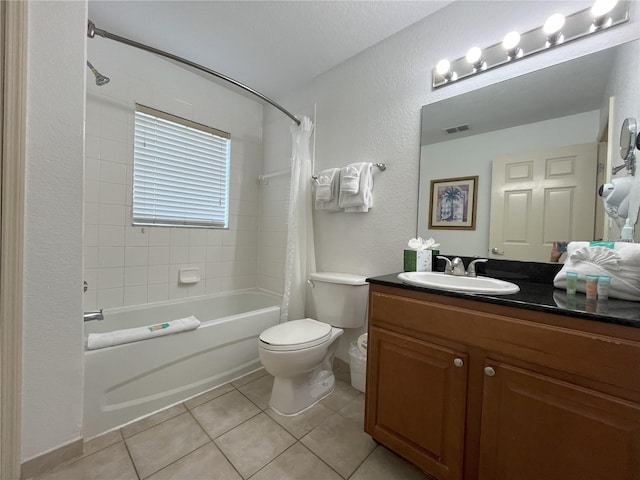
[99,182,126,205]
[148,246,170,265]
[147,284,169,304]
[148,265,169,284]
[98,225,125,247]
[206,245,222,262]
[125,226,149,247]
[86,157,100,181]
[84,247,98,269]
[124,266,148,286]
[99,204,125,225]
[85,202,100,225]
[168,283,189,300]
[125,246,148,267]
[149,228,171,246]
[124,286,147,306]
[86,134,101,159]
[170,246,189,264]
[98,246,125,268]
[189,229,207,246]
[98,267,124,289]
[170,228,190,246]
[189,246,206,263]
[84,225,99,247]
[206,229,223,245]
[205,278,221,294]
[101,139,130,164]
[99,160,127,184]
[98,287,124,309]
[187,282,205,297]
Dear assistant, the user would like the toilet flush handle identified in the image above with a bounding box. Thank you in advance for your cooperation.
[307,280,315,288]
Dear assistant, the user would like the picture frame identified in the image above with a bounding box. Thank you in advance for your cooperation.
[428,175,478,230]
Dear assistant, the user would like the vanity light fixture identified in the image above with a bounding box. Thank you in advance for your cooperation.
[432,0,629,88]
[502,32,522,59]
[543,13,566,46]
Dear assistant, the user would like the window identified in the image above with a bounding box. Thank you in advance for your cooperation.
[133,104,230,228]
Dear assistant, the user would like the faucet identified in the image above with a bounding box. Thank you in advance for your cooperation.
[84,309,104,322]
[437,256,489,277]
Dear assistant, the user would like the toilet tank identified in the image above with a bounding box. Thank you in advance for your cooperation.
[309,272,368,328]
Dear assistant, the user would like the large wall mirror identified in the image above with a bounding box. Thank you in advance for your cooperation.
[418,39,639,263]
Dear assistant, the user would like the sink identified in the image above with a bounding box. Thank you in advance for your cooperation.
[397,271,520,295]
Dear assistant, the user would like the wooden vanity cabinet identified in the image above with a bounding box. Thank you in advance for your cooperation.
[364,284,640,480]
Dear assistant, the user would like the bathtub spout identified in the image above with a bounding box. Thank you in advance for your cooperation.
[84,309,104,322]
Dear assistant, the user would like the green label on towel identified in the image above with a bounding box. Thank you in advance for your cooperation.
[589,241,615,249]
[148,322,170,332]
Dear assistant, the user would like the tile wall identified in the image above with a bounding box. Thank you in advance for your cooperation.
[84,40,264,310]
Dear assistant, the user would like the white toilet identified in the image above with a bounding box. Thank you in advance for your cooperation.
[258,272,368,415]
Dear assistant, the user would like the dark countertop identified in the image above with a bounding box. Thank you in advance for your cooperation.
[367,273,640,329]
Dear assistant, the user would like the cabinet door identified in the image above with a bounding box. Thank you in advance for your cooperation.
[479,361,640,480]
[366,327,468,480]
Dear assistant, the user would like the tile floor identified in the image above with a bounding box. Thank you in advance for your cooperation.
[32,363,429,480]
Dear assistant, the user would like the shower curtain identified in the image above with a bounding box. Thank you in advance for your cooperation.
[281,116,316,323]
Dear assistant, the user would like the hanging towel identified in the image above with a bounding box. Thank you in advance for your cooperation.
[314,168,341,212]
[87,316,201,350]
[339,162,373,212]
[340,165,361,194]
[553,242,640,301]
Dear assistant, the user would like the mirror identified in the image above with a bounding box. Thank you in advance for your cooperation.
[418,39,640,262]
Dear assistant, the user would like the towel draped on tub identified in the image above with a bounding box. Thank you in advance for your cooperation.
[87,315,201,350]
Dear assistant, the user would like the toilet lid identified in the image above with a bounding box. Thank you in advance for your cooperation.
[259,318,332,351]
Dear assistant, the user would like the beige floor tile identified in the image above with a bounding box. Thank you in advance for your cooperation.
[121,403,187,438]
[184,383,235,410]
[215,413,295,478]
[320,379,361,412]
[126,412,209,478]
[231,368,267,388]
[146,443,241,480]
[265,403,334,439]
[237,374,274,410]
[33,443,137,480]
[191,390,260,439]
[301,413,376,479]
[250,443,342,480]
[337,394,365,429]
[83,429,123,457]
[350,446,430,480]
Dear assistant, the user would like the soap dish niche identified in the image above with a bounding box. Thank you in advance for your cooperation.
[178,267,200,284]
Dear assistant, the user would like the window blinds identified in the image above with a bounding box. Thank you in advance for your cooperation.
[133,105,230,228]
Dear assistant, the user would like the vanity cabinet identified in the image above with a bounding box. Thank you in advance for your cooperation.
[364,284,640,480]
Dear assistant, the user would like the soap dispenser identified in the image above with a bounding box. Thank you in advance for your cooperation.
[620,218,634,242]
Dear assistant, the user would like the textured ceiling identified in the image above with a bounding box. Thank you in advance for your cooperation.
[88,1,451,99]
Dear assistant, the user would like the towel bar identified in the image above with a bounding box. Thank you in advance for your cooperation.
[312,162,386,183]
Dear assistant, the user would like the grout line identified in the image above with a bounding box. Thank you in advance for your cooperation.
[121,403,189,440]
[297,441,347,480]
[121,437,142,480]
[346,443,378,479]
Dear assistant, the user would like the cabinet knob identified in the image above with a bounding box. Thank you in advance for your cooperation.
[453,358,464,367]
[484,366,496,377]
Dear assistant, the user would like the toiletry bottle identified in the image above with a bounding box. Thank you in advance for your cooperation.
[585,275,598,300]
[620,218,634,242]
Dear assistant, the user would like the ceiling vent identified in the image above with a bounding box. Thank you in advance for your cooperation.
[444,124,470,134]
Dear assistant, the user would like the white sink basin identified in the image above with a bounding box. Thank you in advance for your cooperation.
[397,271,520,295]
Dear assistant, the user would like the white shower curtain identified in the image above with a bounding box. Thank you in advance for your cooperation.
[281,116,316,323]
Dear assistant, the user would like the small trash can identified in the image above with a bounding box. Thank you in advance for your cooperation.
[349,333,367,393]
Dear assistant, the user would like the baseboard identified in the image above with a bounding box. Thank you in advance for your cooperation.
[20,438,83,480]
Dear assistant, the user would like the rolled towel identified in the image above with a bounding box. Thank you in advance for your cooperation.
[340,165,361,194]
[87,315,201,350]
[339,162,373,212]
[314,168,341,212]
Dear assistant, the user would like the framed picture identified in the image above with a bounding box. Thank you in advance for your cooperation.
[429,176,478,230]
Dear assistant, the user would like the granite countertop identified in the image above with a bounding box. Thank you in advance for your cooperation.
[367,272,640,329]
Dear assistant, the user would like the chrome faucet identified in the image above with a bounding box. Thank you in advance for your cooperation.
[84,309,104,322]
[437,256,489,277]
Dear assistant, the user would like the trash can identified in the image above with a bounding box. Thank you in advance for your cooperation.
[349,333,367,393]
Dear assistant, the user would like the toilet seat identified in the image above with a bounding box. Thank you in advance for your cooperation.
[259,318,332,352]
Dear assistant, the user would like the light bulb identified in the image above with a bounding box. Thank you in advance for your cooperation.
[465,47,484,70]
[502,31,521,59]
[591,0,617,28]
[543,13,565,45]
[436,59,451,77]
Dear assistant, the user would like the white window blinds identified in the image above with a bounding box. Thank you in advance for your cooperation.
[133,104,230,228]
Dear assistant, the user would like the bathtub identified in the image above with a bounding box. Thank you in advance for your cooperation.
[83,289,281,438]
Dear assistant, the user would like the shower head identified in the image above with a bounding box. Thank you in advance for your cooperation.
[86,60,110,86]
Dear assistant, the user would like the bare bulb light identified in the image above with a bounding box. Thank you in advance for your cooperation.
[591,0,617,28]
[502,31,521,59]
[465,47,485,70]
[436,59,456,81]
[543,13,565,45]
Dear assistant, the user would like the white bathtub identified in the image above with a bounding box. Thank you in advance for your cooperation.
[83,289,281,438]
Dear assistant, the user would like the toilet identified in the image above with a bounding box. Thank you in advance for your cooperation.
[258,272,368,415]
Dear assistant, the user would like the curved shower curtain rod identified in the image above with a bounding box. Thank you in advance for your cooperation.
[87,20,301,126]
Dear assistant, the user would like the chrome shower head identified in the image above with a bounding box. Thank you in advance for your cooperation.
[86,60,110,86]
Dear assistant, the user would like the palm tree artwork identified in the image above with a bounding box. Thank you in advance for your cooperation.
[437,185,468,222]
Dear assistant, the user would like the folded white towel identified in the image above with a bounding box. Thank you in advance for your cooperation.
[340,165,361,194]
[339,162,373,212]
[553,242,640,301]
[314,168,341,212]
[87,315,201,350]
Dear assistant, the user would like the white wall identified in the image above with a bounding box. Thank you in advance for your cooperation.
[417,111,600,257]
[260,0,640,359]
[84,38,264,310]
[22,1,86,462]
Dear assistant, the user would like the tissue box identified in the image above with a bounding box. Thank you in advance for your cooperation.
[404,250,433,272]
